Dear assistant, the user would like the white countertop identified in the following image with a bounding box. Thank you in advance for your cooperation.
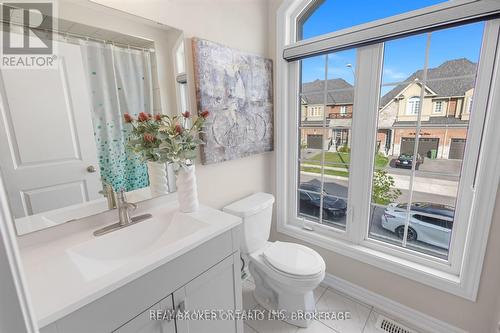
[18,197,241,328]
[15,187,157,235]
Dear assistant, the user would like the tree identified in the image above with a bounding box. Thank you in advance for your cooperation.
[372,169,401,205]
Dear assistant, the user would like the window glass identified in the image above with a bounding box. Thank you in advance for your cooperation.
[368,22,484,259]
[407,97,420,115]
[298,50,356,230]
[299,0,448,40]
[433,101,443,113]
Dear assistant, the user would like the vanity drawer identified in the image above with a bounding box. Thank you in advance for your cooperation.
[44,229,238,333]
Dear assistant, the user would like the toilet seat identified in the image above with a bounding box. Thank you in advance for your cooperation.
[261,241,325,278]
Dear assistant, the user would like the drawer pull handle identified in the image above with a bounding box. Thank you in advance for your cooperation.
[165,301,185,322]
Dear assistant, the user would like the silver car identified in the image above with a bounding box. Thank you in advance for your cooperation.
[381,202,454,249]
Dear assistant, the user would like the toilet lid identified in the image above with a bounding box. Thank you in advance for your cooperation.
[262,241,325,276]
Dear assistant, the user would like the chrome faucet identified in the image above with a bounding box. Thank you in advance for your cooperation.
[100,180,117,209]
[93,188,152,237]
[116,189,137,226]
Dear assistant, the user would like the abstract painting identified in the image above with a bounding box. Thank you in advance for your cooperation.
[192,38,273,165]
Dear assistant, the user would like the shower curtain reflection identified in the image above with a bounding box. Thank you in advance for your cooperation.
[80,40,154,191]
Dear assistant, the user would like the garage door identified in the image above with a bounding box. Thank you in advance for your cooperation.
[401,137,439,157]
[449,138,466,159]
[307,134,323,149]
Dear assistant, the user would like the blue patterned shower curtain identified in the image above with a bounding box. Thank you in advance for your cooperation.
[80,40,152,191]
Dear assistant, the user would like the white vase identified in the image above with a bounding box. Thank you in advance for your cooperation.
[147,161,169,195]
[176,165,199,213]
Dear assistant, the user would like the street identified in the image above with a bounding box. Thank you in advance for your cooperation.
[300,173,450,259]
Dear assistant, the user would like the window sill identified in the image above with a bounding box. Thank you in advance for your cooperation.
[276,222,474,299]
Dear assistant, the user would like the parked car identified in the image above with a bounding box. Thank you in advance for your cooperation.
[394,153,424,169]
[381,202,454,249]
[298,183,347,223]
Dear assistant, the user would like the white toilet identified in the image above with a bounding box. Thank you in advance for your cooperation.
[223,192,325,328]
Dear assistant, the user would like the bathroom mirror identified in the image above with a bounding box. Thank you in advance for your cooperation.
[0,0,188,235]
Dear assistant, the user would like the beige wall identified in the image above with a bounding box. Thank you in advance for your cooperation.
[393,83,434,122]
[93,0,274,210]
[268,0,500,332]
[302,104,324,120]
[463,88,474,121]
[388,82,472,123]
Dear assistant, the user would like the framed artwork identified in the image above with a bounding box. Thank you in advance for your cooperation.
[192,38,273,165]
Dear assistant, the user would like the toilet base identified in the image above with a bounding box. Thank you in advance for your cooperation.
[249,260,320,328]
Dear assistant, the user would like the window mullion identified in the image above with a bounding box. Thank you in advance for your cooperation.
[284,61,300,230]
[402,32,432,247]
[346,43,384,244]
[318,54,329,225]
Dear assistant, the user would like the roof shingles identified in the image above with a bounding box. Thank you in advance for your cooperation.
[301,59,477,107]
[301,78,354,105]
[301,59,476,128]
[380,58,477,107]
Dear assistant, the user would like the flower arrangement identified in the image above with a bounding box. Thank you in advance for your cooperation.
[125,112,162,162]
[124,110,209,172]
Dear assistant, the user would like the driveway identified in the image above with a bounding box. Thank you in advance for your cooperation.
[387,156,462,180]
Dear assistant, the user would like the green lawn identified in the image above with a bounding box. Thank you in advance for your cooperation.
[301,166,350,178]
[304,152,389,169]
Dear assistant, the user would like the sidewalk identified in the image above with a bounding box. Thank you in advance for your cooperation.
[301,164,458,197]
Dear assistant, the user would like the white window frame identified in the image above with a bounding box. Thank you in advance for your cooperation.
[407,96,420,115]
[433,100,444,113]
[276,0,500,300]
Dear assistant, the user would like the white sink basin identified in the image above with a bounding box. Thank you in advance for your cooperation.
[67,209,209,280]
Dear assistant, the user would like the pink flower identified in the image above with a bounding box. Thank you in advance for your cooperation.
[138,112,150,122]
[124,113,133,123]
[175,124,183,135]
[154,114,162,121]
[200,110,210,119]
[143,133,156,143]
[182,111,191,118]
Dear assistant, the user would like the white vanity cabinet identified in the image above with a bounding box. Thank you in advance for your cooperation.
[173,254,242,333]
[39,227,243,333]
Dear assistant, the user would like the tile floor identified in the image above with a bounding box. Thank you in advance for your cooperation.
[242,275,413,333]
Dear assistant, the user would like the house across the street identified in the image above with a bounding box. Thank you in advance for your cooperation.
[380,58,475,160]
[300,58,475,160]
[300,78,355,151]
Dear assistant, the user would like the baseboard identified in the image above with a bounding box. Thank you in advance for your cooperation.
[322,273,468,333]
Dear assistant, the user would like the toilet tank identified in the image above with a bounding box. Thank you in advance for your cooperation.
[223,193,275,255]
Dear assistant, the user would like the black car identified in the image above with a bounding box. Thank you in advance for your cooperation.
[395,153,424,169]
[298,183,347,222]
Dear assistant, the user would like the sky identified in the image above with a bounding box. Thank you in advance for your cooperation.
[300,0,485,90]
